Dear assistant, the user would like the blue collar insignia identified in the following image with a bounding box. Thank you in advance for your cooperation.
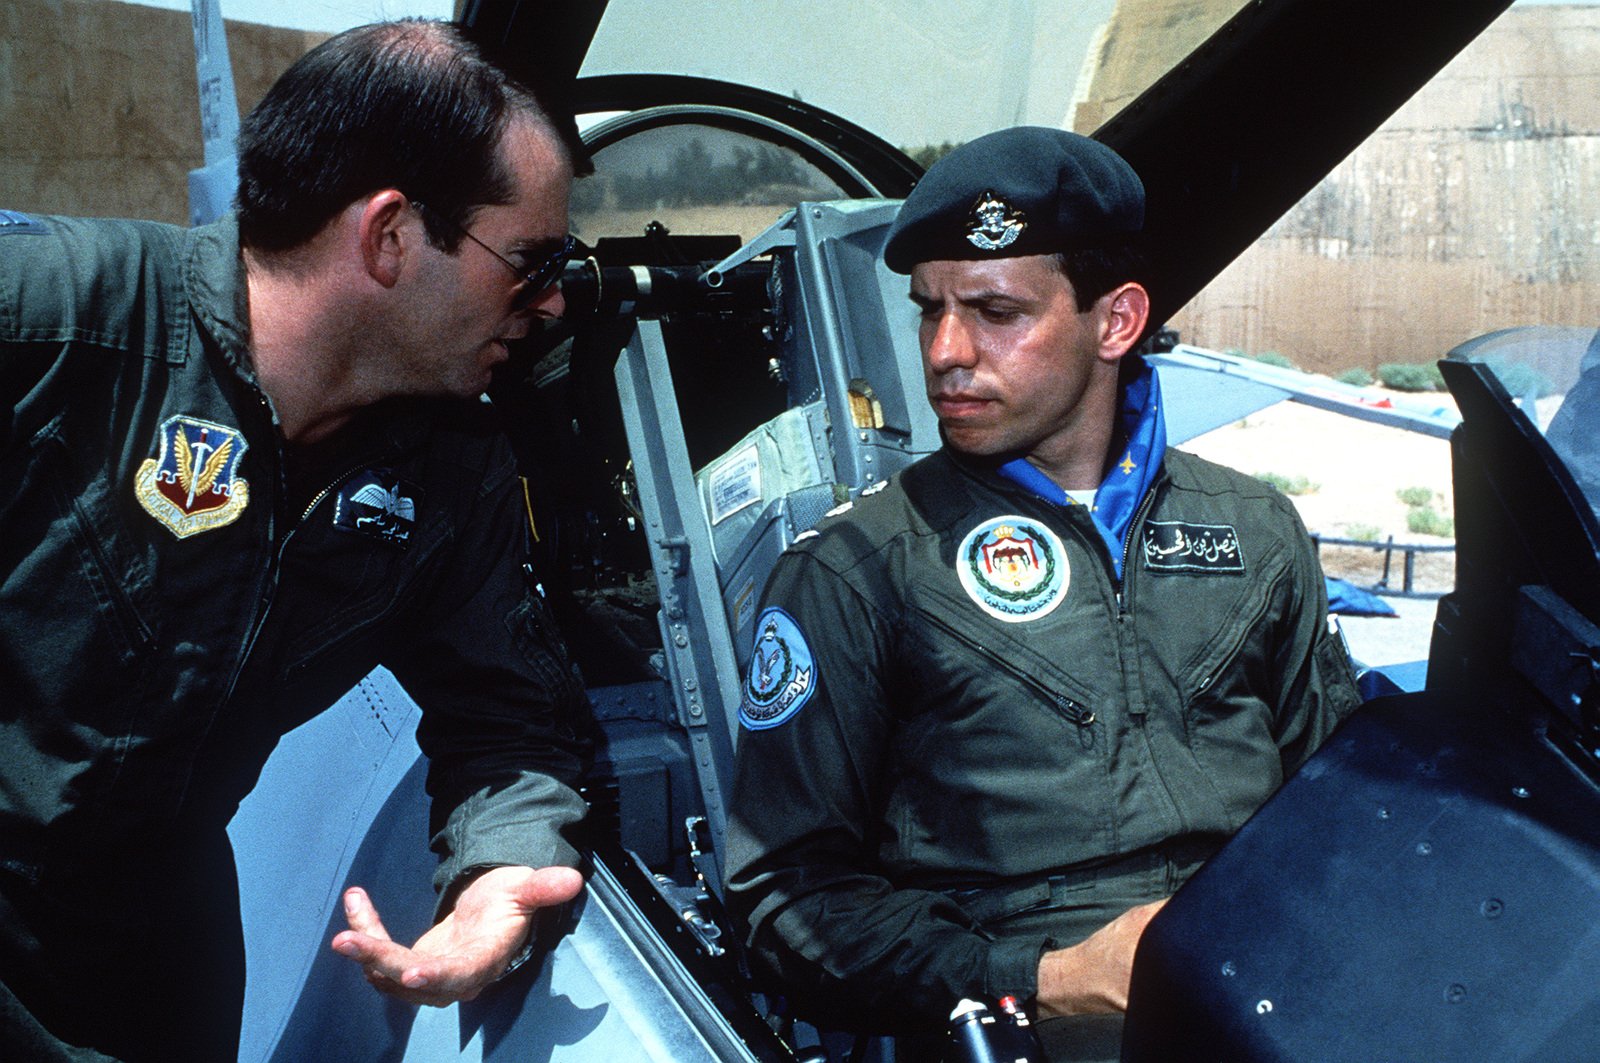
[0,210,46,236]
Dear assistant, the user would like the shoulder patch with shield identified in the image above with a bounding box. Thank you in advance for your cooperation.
[740,607,817,729]
[134,414,251,538]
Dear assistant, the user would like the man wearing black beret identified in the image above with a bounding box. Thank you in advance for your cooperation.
[726,127,1360,1060]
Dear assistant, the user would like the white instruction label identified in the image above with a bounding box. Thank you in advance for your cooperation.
[708,445,762,525]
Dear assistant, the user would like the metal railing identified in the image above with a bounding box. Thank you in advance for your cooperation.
[1312,534,1456,600]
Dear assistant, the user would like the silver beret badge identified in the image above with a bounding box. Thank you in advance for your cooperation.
[965,191,1027,251]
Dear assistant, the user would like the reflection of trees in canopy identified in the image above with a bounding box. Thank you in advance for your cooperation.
[904,142,959,169]
[570,170,608,216]
[606,137,834,209]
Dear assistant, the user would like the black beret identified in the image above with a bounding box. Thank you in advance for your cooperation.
[882,126,1144,274]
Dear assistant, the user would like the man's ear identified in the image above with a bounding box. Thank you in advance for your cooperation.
[1096,282,1152,364]
[357,190,412,289]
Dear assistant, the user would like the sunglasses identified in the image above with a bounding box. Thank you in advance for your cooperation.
[411,200,576,312]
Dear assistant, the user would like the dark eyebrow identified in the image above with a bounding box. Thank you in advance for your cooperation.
[911,288,1023,311]
[509,234,571,262]
[963,289,1022,306]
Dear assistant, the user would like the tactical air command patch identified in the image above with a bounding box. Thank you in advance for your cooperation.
[957,516,1069,622]
[1142,520,1245,574]
[332,470,420,546]
[966,191,1027,252]
[134,415,250,538]
[740,608,816,730]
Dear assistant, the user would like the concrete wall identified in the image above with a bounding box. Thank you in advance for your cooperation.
[1072,0,1228,134]
[1084,2,1600,373]
[0,0,322,224]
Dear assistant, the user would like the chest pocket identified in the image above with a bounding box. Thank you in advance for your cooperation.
[906,579,1108,725]
[1142,534,1288,703]
[272,481,452,675]
[1,422,159,757]
[889,579,1118,874]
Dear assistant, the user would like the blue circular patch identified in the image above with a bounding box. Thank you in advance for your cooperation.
[740,607,817,730]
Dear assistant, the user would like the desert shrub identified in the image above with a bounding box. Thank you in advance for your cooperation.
[1377,362,1445,392]
[904,141,960,169]
[1255,471,1319,495]
[1344,523,1381,542]
[1254,352,1295,369]
[1395,485,1435,507]
[1406,506,1455,537]
[1336,368,1374,387]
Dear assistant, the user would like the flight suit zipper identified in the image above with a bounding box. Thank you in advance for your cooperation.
[296,464,370,523]
[917,610,1098,735]
[1114,486,1160,616]
[221,458,370,705]
[1186,568,1279,705]
[1111,482,1190,835]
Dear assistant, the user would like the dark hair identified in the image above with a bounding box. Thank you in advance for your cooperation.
[1053,243,1156,384]
[1052,241,1152,313]
[236,20,589,252]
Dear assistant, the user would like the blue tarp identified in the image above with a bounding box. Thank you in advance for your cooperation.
[1326,576,1399,617]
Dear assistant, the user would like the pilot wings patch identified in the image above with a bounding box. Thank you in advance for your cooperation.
[332,470,420,546]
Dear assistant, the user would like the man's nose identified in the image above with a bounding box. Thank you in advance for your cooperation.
[502,284,563,342]
[523,281,566,322]
[923,312,976,372]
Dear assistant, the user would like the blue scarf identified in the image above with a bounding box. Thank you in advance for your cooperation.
[998,361,1166,579]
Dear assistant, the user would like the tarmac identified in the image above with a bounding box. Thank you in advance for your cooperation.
[1337,594,1440,691]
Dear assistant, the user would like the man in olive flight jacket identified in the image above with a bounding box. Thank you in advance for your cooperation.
[726,126,1361,1062]
[1,21,591,1062]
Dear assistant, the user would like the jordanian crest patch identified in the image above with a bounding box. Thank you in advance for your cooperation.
[1143,520,1245,574]
[134,415,250,538]
[957,515,1069,622]
[740,608,816,729]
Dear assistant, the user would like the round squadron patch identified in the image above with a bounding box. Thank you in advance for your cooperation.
[957,515,1069,623]
[740,608,817,730]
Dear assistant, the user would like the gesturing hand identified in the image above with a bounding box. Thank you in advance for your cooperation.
[331,864,584,1006]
